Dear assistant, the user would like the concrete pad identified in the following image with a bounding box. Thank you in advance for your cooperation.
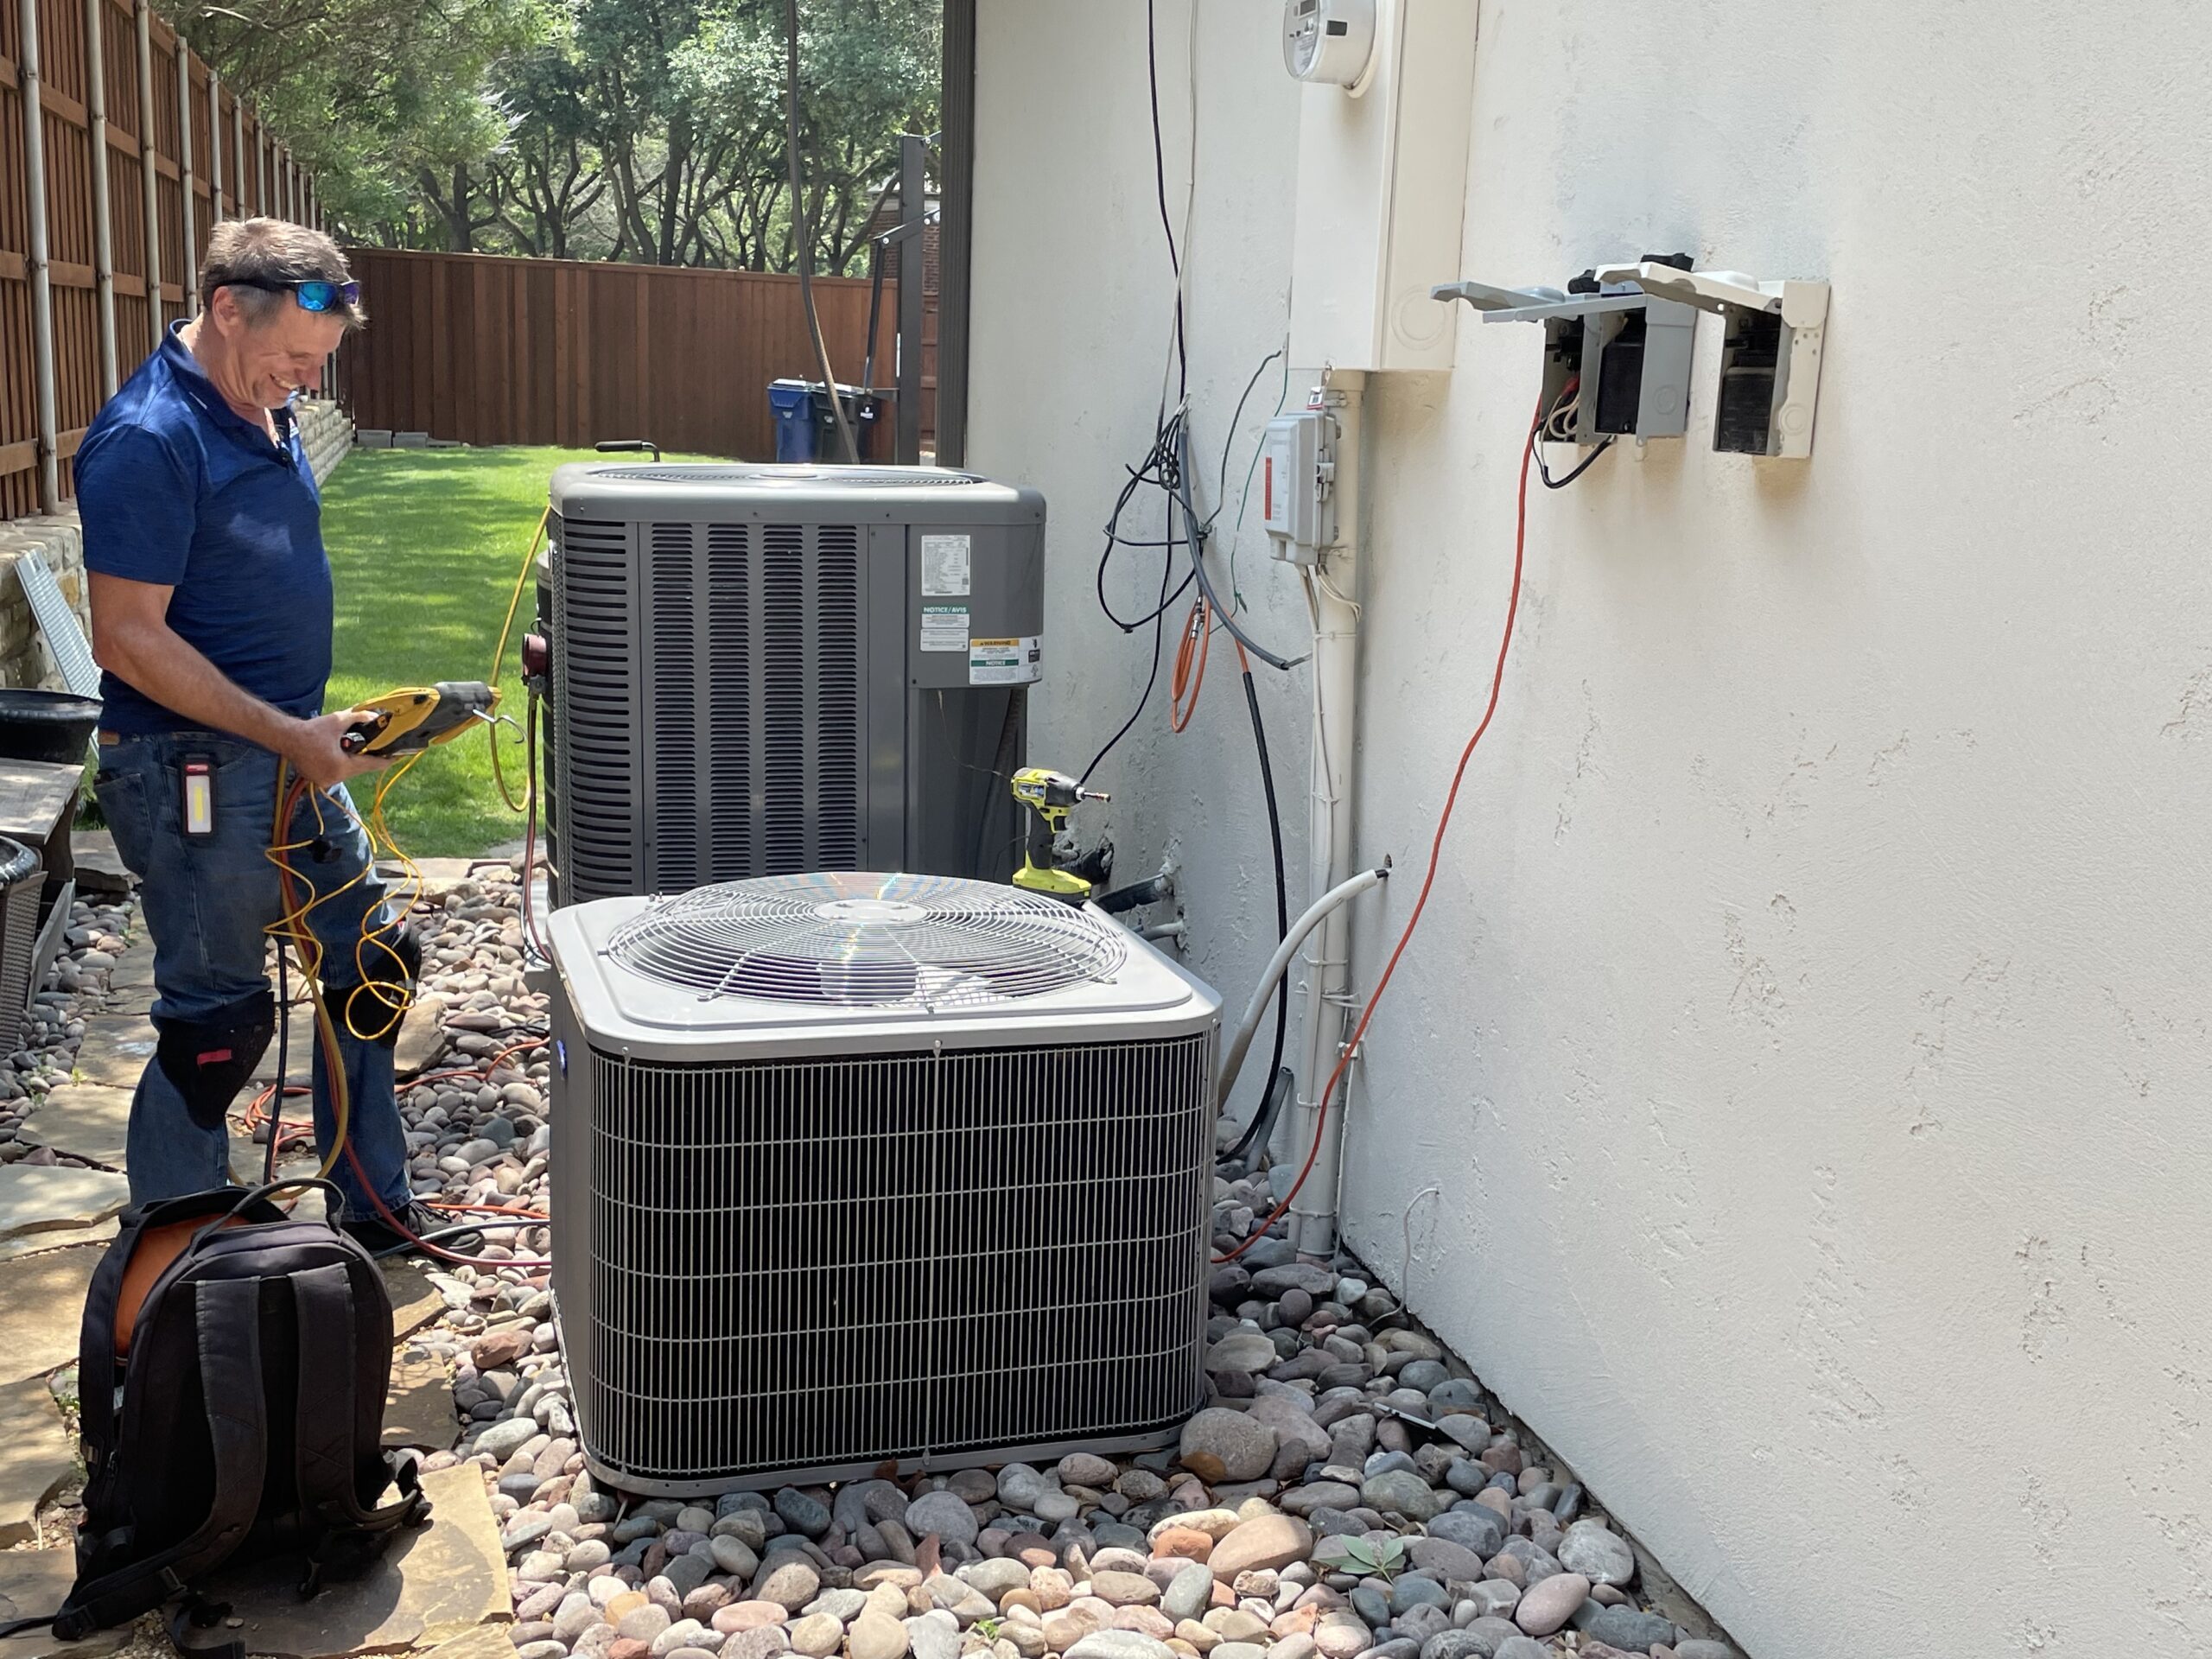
[385,1261,443,1340]
[21,1084,132,1166]
[212,1464,508,1657]
[0,1374,79,1544]
[0,1245,99,1382]
[0,1548,126,1658]
[66,1019,156,1092]
[383,1353,457,1452]
[0,1167,129,1240]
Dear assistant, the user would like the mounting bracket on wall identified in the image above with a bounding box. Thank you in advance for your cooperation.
[1433,264,1700,445]
[1592,263,1831,459]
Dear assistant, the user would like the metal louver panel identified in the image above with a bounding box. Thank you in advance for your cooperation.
[706,525,752,882]
[757,524,862,879]
[577,1033,1213,1489]
[554,516,640,900]
[647,524,700,892]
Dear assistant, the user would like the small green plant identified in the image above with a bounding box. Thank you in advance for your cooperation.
[974,1619,1001,1643]
[1315,1535,1406,1581]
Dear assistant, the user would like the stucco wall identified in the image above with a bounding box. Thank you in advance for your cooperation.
[968,4,2212,1657]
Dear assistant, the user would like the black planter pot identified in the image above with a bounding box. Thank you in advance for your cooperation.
[0,690,101,765]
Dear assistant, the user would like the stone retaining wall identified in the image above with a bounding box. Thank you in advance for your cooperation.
[0,399,354,692]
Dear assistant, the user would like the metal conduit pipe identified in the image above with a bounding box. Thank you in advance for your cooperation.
[19,0,60,513]
[1215,865,1390,1111]
[1292,370,1365,1257]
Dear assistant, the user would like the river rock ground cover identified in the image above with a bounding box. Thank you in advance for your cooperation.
[383,867,1742,1659]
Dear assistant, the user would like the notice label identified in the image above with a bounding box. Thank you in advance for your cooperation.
[970,635,1044,686]
[921,534,972,597]
[920,604,969,652]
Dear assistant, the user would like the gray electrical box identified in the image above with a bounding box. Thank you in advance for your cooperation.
[541,464,1046,904]
[1259,408,1337,563]
[1434,274,1698,444]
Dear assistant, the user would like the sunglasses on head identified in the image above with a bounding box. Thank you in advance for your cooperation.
[223,276,359,313]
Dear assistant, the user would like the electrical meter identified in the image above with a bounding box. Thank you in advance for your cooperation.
[1283,0,1376,86]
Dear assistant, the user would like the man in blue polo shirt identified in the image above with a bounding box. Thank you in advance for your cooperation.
[74,218,458,1256]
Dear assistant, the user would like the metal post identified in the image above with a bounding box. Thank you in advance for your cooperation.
[18,0,60,512]
[175,35,195,314]
[85,0,118,395]
[205,64,219,222]
[231,97,243,219]
[135,0,162,352]
[894,131,925,466]
[253,120,264,215]
[934,0,976,467]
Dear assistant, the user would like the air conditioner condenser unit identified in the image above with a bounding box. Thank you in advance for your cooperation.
[545,872,1222,1495]
[540,464,1046,904]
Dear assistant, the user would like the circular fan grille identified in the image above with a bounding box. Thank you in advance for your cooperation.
[593,466,982,487]
[605,873,1127,1008]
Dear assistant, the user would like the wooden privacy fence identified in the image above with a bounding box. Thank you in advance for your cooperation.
[1,0,322,519]
[338,248,935,463]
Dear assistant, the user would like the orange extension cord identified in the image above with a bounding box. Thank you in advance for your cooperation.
[1216,387,1548,1265]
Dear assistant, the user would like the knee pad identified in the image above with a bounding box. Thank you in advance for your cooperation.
[154,991,276,1132]
[334,928,422,1048]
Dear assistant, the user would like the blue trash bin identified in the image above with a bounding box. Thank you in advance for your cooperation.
[769,379,817,461]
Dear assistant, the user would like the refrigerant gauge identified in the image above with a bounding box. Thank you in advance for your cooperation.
[1283,0,1376,88]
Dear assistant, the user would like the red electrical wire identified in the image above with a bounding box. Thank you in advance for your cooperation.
[1215,389,1547,1266]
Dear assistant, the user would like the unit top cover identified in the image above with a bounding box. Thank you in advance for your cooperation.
[550,462,1045,524]
[550,873,1218,1055]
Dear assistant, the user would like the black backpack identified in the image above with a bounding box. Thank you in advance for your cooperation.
[16,1184,432,1656]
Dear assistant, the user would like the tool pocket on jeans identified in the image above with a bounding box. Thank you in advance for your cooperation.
[92,767,153,878]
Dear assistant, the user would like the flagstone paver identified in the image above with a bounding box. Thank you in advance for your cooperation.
[19,1083,133,1166]
[0,1548,126,1658]
[0,1244,101,1382]
[0,1166,130,1241]
[0,1373,79,1544]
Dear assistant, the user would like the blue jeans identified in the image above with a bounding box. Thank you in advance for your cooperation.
[92,731,412,1216]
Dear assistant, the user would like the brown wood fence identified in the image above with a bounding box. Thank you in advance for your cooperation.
[337,247,934,463]
[1,0,320,520]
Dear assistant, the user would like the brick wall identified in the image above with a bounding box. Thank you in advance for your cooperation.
[0,399,353,694]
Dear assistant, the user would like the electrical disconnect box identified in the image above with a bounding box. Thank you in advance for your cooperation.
[1592,263,1831,458]
[1287,0,1478,372]
[1433,259,1700,445]
[1260,406,1336,564]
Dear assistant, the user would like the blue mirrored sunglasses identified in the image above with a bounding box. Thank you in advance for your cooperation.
[226,276,359,313]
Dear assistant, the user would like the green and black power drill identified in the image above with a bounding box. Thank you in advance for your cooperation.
[1011,766,1109,903]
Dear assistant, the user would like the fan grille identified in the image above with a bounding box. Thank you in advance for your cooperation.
[606,873,1127,1008]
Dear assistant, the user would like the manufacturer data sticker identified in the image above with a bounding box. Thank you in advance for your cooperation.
[969,635,1044,685]
[920,604,969,652]
[921,534,972,597]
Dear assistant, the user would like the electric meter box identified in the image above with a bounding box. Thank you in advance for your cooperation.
[1287,0,1478,373]
[1260,409,1335,564]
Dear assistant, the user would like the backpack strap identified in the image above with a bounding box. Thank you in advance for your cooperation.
[53,1278,270,1643]
[290,1265,432,1537]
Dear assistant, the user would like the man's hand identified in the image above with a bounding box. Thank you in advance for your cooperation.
[282,710,391,789]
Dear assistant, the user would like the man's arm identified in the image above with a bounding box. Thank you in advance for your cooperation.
[89,571,383,788]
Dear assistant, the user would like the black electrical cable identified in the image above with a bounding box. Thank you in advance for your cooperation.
[1080,473,1185,789]
[1222,661,1290,1166]
[1145,0,1186,404]
[1536,434,1614,489]
[1174,426,1302,671]
[1096,408,1198,632]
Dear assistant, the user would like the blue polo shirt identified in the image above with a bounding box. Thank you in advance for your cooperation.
[74,321,333,736]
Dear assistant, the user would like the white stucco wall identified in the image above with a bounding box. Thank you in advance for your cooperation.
[969,5,2212,1657]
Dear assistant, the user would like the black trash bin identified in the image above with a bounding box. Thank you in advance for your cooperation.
[808,384,883,461]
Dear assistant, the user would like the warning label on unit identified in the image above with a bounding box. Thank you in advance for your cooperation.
[921,534,972,597]
[969,635,1044,685]
[920,604,969,652]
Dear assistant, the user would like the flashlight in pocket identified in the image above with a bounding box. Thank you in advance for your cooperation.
[181,755,214,839]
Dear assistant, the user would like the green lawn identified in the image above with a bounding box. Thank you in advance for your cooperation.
[322,445,712,857]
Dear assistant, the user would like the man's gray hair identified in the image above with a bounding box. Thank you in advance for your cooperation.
[198,218,365,329]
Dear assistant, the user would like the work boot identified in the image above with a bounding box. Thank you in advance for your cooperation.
[340,1198,486,1259]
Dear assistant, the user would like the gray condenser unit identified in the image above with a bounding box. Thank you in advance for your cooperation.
[546,872,1221,1493]
[541,465,1046,903]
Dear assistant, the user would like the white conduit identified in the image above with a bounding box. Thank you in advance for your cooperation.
[1216,864,1389,1112]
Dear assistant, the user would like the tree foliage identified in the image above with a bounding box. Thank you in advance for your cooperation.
[189,0,940,274]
